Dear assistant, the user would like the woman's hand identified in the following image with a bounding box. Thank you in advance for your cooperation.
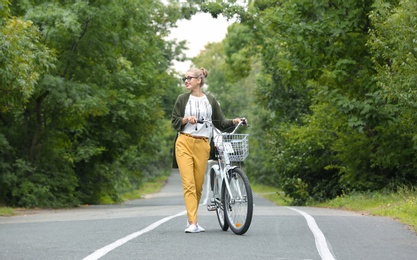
[232,118,248,125]
[183,116,197,125]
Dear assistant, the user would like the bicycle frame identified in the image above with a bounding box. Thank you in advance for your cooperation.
[209,121,246,209]
[202,118,253,235]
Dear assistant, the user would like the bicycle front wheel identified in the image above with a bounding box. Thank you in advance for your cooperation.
[224,168,253,235]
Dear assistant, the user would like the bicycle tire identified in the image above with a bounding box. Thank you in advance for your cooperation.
[224,168,253,235]
[216,175,229,231]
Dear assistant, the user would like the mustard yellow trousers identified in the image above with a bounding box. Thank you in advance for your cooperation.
[175,134,210,223]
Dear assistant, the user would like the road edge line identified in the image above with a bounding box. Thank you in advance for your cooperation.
[82,210,187,260]
[286,207,336,260]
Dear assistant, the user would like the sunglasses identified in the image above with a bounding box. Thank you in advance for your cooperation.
[181,76,199,82]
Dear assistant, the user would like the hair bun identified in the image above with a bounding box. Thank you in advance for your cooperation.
[200,67,208,78]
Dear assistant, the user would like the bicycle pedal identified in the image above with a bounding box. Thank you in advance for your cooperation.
[207,204,217,211]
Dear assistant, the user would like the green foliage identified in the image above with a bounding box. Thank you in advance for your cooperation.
[0,133,13,205]
[200,1,247,21]
[10,158,79,208]
[0,0,10,19]
[3,0,417,208]
[223,23,256,81]
[253,0,411,204]
[191,18,277,190]
[370,0,417,106]
[366,0,417,186]
[0,0,188,207]
[0,17,55,111]
[199,0,417,205]
[271,102,342,204]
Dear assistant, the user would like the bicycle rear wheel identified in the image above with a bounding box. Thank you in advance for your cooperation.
[224,168,253,235]
[216,197,229,231]
[212,169,228,231]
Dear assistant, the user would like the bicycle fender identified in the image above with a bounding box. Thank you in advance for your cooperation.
[211,164,220,172]
[210,164,220,191]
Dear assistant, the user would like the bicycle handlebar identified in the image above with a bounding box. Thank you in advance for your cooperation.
[197,118,249,134]
[197,118,248,125]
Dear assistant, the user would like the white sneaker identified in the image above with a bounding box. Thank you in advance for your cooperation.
[196,224,205,232]
[186,220,205,232]
[185,224,199,233]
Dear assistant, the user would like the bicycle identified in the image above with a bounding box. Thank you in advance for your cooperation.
[198,118,253,235]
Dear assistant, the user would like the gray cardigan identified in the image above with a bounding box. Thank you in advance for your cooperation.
[171,92,235,168]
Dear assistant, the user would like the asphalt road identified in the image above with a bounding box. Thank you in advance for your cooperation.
[1,169,417,260]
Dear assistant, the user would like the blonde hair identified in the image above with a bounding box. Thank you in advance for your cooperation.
[187,67,208,87]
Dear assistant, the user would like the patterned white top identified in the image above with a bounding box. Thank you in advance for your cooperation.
[182,95,213,138]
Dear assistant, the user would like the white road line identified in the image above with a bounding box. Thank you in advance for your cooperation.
[82,210,186,260]
[84,165,213,260]
[287,207,336,260]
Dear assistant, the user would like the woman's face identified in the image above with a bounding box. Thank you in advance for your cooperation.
[184,72,201,91]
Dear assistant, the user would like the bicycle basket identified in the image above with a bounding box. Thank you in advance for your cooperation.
[222,134,249,162]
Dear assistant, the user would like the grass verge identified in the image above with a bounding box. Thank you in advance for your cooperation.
[251,183,292,206]
[315,186,417,233]
[252,183,417,234]
[120,175,169,201]
[0,207,15,216]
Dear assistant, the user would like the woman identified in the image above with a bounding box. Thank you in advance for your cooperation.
[172,67,243,233]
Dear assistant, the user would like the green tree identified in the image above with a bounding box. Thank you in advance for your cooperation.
[368,0,417,186]
[249,0,393,202]
[0,3,56,205]
[1,0,189,207]
[191,22,269,185]
[200,0,417,204]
